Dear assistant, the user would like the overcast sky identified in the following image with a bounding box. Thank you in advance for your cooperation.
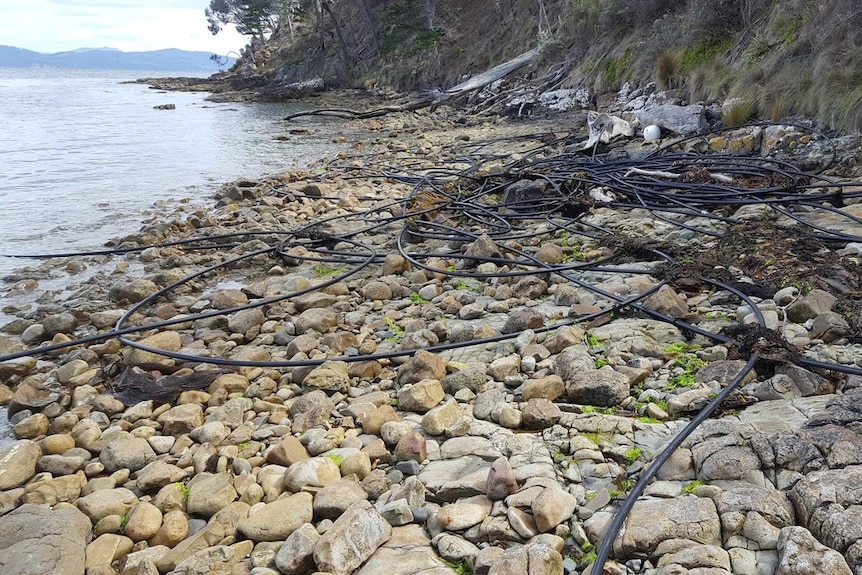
[1,0,247,55]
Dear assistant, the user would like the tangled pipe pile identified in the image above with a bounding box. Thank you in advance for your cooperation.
[2,121,862,574]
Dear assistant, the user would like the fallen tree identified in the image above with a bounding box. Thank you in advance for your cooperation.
[283,47,546,121]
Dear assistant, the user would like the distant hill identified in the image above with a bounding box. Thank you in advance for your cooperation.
[0,46,235,71]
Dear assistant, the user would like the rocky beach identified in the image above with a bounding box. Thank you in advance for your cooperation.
[2,85,862,575]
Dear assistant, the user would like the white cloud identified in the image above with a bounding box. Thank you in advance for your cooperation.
[0,0,249,54]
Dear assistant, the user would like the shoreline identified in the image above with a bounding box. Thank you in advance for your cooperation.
[2,96,862,575]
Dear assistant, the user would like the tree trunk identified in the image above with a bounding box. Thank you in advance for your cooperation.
[360,0,381,51]
[320,0,353,69]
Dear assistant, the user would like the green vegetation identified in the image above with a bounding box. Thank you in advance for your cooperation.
[384,316,405,343]
[409,291,430,304]
[624,447,643,464]
[635,416,663,424]
[682,479,705,494]
[584,332,602,347]
[443,559,474,575]
[581,405,616,415]
[326,452,345,466]
[119,514,129,534]
[594,357,610,369]
[175,481,190,502]
[313,263,345,277]
[664,351,707,390]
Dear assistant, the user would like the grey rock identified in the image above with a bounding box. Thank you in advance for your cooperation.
[556,348,629,406]
[789,466,862,525]
[275,522,319,574]
[810,311,851,343]
[615,496,721,556]
[76,487,139,522]
[302,360,350,393]
[42,312,78,336]
[227,307,265,335]
[0,503,91,575]
[158,403,204,437]
[186,473,238,518]
[503,308,544,334]
[379,499,414,526]
[136,459,188,491]
[809,502,862,554]
[100,436,156,473]
[238,492,313,541]
[313,478,369,519]
[295,307,338,333]
[521,398,562,430]
[283,457,341,492]
[486,457,519,500]
[418,455,492,503]
[441,365,487,394]
[289,389,336,433]
[422,399,461,436]
[776,526,852,575]
[633,104,709,135]
[0,440,41,490]
[436,502,488,531]
[785,289,836,323]
[313,500,392,575]
[355,524,453,575]
[715,485,795,528]
[644,284,689,318]
[155,502,249,573]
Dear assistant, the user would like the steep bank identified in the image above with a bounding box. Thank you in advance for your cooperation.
[227,0,862,132]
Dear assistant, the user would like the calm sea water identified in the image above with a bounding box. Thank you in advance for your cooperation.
[0,68,350,278]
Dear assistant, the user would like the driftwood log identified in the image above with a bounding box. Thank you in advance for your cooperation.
[283,48,543,121]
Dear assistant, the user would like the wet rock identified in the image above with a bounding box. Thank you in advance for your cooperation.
[313,500,392,575]
[109,278,159,303]
[124,330,182,365]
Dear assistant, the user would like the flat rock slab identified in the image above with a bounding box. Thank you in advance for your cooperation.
[0,503,91,575]
[615,495,721,556]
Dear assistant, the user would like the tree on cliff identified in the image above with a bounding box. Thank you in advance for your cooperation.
[205,0,290,41]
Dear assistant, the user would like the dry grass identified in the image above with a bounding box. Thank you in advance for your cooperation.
[655,50,679,89]
[723,98,757,127]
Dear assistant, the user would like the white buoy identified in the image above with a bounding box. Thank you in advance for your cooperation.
[643,124,661,141]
